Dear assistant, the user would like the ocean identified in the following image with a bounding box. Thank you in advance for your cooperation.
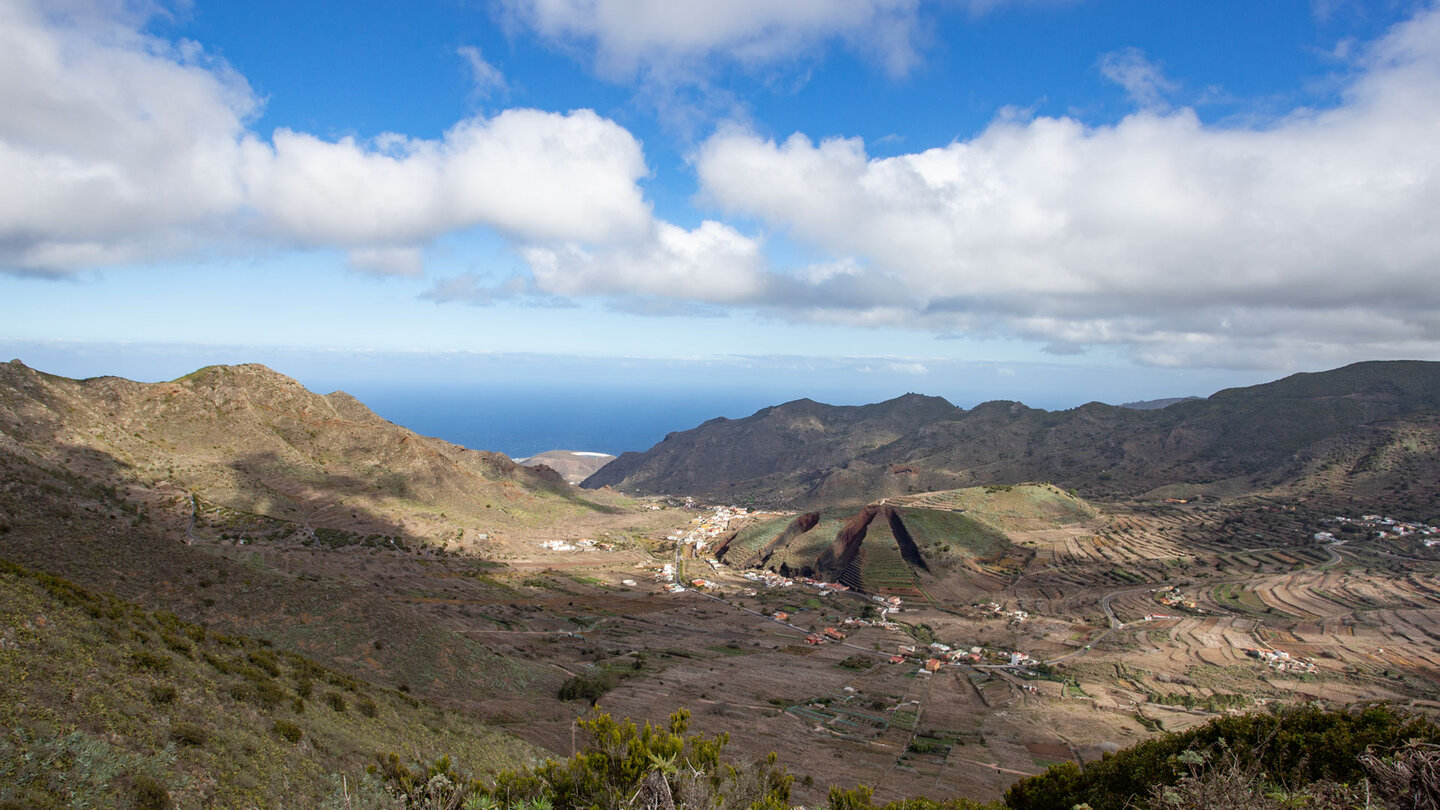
[351,386,774,459]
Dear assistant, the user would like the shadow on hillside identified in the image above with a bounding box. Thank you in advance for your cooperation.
[220,450,419,542]
[0,442,538,705]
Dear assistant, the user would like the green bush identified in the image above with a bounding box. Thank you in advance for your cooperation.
[169,722,208,747]
[325,691,347,713]
[147,684,177,705]
[131,650,172,672]
[356,695,378,718]
[374,710,795,810]
[128,773,172,810]
[273,719,304,744]
[253,679,286,709]
[1004,705,1440,810]
[557,674,611,704]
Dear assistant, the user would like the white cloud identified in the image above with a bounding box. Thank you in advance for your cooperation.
[499,0,926,78]
[1097,47,1176,109]
[0,0,257,274]
[245,109,652,248]
[521,220,770,303]
[0,0,653,275]
[457,44,508,97]
[692,7,1440,368]
[347,246,425,278]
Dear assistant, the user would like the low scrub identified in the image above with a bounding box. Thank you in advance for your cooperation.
[1005,704,1440,810]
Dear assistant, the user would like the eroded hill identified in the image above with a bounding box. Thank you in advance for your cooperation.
[716,484,1092,598]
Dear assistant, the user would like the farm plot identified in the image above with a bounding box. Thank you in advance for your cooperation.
[857,540,919,594]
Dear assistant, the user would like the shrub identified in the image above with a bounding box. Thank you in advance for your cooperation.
[253,679,286,709]
[356,695,378,718]
[131,650,171,672]
[557,674,611,704]
[159,633,192,657]
[147,684,177,705]
[248,650,281,677]
[1005,705,1440,810]
[128,773,172,810]
[324,692,347,713]
[377,710,794,810]
[169,722,208,747]
[273,719,303,743]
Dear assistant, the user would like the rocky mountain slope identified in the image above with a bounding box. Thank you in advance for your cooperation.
[584,361,1440,515]
[0,360,618,545]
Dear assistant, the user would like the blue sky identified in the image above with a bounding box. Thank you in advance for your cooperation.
[4,0,1439,434]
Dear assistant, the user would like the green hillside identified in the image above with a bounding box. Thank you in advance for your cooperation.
[0,558,537,809]
[900,484,1096,533]
[894,506,1013,568]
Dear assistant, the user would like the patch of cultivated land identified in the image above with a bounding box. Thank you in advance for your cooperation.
[403,490,1440,804]
[8,456,1440,804]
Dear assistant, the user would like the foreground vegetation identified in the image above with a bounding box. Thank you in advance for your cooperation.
[0,557,535,808]
[356,704,1440,810]
[1004,704,1440,810]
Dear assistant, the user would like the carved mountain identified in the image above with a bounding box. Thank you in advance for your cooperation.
[715,485,1084,597]
[584,361,1440,515]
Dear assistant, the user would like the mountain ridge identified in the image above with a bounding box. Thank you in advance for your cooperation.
[584,360,1440,514]
[0,359,611,544]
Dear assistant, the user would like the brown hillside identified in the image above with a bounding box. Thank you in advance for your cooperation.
[0,360,618,545]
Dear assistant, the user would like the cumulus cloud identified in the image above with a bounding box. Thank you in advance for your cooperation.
[499,0,926,78]
[693,7,1440,368]
[245,109,652,248]
[0,0,652,275]
[521,220,771,303]
[0,0,258,274]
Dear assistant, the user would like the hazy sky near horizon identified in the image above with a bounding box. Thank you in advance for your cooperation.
[4,0,1440,410]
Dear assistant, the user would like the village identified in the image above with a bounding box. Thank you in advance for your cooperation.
[1316,513,1440,546]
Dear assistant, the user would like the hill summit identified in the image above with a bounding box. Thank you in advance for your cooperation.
[0,360,608,544]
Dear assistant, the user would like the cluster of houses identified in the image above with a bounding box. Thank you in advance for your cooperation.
[875,639,1042,675]
[842,615,901,630]
[634,560,685,592]
[1319,514,1440,545]
[978,601,1029,622]
[796,576,851,597]
[1240,646,1315,673]
[669,505,756,556]
[742,570,794,588]
[1154,586,1202,612]
[537,538,616,552]
[803,626,850,645]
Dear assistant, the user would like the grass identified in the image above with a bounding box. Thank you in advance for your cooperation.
[1212,583,1271,616]
[0,557,539,809]
[895,507,1015,569]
